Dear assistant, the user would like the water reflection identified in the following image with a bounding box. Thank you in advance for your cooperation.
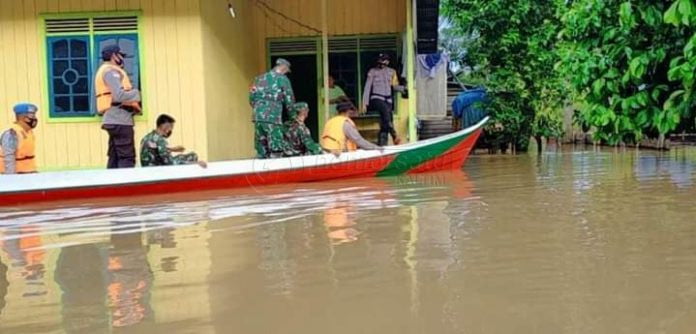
[2,148,696,333]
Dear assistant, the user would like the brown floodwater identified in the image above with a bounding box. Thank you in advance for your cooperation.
[2,146,696,334]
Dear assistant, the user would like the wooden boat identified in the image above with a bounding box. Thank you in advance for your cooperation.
[0,117,488,207]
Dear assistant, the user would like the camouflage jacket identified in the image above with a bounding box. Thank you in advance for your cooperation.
[249,70,295,124]
[284,120,322,156]
[140,131,192,167]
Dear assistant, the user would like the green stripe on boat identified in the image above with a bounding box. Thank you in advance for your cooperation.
[377,131,472,177]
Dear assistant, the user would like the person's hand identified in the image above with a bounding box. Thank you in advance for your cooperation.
[197,160,208,168]
[360,105,368,115]
[169,146,185,153]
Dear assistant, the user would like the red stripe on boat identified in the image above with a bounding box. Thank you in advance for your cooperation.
[0,155,395,207]
[407,129,482,174]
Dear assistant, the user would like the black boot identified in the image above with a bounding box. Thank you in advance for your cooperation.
[378,132,389,146]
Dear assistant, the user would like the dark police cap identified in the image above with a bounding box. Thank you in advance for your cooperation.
[336,102,356,113]
[101,44,126,59]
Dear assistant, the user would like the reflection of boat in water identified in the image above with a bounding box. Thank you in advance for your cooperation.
[0,118,487,207]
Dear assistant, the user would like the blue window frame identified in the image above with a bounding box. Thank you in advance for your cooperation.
[44,14,141,119]
[47,36,92,117]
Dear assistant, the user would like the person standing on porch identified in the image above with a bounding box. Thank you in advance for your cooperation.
[95,44,142,169]
[362,53,404,146]
[249,58,296,159]
[320,74,348,117]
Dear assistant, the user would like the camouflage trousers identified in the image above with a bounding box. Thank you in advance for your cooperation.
[173,152,199,165]
[254,122,289,159]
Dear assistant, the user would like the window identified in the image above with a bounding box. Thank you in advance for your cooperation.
[268,35,400,115]
[44,15,140,118]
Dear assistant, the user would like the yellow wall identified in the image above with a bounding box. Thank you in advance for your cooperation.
[0,0,207,170]
[0,0,414,170]
[251,0,407,72]
[200,0,257,161]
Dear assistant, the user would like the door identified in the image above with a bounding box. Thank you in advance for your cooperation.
[271,55,319,142]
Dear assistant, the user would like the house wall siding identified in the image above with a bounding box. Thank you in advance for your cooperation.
[0,0,207,170]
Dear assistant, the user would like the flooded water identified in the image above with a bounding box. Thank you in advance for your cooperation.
[2,146,696,333]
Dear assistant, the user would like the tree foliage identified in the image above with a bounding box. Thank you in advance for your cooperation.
[442,0,566,152]
[557,0,695,145]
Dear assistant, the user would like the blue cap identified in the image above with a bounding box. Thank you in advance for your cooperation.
[13,103,38,115]
[101,44,126,59]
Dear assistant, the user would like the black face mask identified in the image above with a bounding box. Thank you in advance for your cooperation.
[164,130,172,138]
[114,55,125,67]
[25,118,38,129]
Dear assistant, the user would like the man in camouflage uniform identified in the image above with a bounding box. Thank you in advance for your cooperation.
[140,114,207,167]
[249,58,296,159]
[284,102,323,156]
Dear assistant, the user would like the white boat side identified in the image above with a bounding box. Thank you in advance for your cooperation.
[0,117,488,194]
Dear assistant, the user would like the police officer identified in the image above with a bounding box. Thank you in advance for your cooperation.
[0,103,39,174]
[95,44,142,169]
[362,53,404,146]
[249,58,296,159]
[284,102,323,156]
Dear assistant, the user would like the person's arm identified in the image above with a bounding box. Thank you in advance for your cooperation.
[281,76,296,110]
[362,70,374,108]
[391,70,405,92]
[1,130,18,174]
[343,122,381,150]
[300,127,323,155]
[104,69,141,103]
[156,138,176,165]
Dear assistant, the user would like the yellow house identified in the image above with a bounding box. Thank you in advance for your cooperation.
[0,0,428,170]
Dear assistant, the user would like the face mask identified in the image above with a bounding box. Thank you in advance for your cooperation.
[164,130,172,138]
[114,54,124,67]
[25,118,38,129]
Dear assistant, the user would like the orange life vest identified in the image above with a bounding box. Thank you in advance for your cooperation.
[321,115,358,152]
[95,63,141,115]
[0,123,36,174]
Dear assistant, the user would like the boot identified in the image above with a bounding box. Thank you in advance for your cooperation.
[378,132,389,146]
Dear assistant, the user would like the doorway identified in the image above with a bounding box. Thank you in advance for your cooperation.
[271,55,319,142]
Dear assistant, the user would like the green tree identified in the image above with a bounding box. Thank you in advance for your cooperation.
[557,0,694,147]
[442,0,566,153]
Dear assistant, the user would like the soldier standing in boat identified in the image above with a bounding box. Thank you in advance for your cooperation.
[284,102,323,156]
[362,53,404,146]
[249,58,296,159]
[95,44,142,169]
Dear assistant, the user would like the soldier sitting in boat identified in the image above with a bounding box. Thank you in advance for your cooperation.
[283,102,323,156]
[140,114,207,168]
[321,102,383,154]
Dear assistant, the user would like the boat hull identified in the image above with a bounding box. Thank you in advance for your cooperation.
[0,118,487,207]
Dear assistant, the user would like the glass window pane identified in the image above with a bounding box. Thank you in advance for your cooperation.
[53,60,69,77]
[53,79,69,95]
[53,39,68,58]
[70,39,87,58]
[72,60,88,75]
[63,69,78,85]
[54,96,71,112]
[73,96,89,112]
[74,78,88,94]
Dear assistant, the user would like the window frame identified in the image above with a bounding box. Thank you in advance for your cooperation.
[267,34,402,117]
[40,11,146,123]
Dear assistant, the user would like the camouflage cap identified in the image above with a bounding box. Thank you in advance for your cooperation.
[275,58,292,71]
[290,102,309,119]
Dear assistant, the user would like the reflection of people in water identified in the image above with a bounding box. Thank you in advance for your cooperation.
[55,243,110,333]
[107,231,154,328]
[0,226,47,298]
[0,258,8,317]
[324,204,359,245]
